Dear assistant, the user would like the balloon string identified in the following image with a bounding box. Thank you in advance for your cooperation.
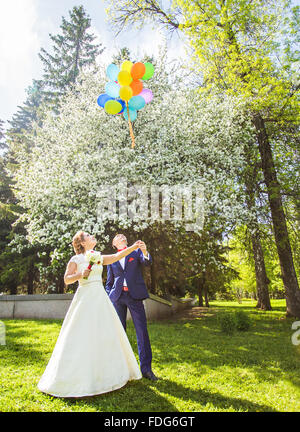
[126,102,135,149]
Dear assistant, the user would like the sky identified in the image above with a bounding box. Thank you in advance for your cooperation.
[0,0,186,127]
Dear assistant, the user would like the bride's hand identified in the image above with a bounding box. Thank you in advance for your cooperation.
[81,268,91,279]
[133,240,143,250]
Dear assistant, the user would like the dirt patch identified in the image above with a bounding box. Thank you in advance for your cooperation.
[160,306,216,322]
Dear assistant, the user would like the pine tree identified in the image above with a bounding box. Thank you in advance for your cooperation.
[112,47,133,65]
[0,120,7,152]
[0,121,13,205]
[7,80,44,143]
[4,79,45,175]
[8,80,44,133]
[39,5,105,106]
[112,47,154,69]
[0,120,40,296]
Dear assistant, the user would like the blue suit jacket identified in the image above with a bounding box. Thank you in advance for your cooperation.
[105,249,152,302]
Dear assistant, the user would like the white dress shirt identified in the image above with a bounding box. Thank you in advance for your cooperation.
[119,250,149,287]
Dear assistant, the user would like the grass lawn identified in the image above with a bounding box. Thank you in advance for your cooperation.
[0,299,299,412]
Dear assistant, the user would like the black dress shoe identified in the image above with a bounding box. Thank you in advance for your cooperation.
[142,370,159,381]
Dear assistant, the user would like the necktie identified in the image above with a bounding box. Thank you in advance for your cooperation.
[117,247,128,291]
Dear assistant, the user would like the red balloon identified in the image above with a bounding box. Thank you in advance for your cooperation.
[131,62,146,80]
[130,80,143,96]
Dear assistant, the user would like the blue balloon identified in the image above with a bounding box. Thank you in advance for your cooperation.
[123,107,137,121]
[106,63,119,81]
[128,95,146,110]
[97,93,114,108]
[105,81,120,98]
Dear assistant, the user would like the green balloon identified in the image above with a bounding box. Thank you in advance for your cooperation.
[142,62,154,80]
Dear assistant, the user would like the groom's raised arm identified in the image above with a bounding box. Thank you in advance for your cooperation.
[138,248,152,267]
[105,265,114,295]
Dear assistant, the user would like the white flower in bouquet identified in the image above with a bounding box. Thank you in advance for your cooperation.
[83,250,102,279]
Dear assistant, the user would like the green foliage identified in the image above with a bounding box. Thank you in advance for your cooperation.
[225,223,293,299]
[106,0,299,121]
[174,0,299,120]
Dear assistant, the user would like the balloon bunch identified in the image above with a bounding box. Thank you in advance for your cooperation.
[97,60,154,148]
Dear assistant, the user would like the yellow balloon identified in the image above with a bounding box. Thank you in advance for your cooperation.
[121,60,133,73]
[118,70,132,86]
[119,85,133,101]
[104,100,122,115]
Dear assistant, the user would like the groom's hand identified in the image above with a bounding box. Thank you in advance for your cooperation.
[133,240,143,249]
[139,241,148,256]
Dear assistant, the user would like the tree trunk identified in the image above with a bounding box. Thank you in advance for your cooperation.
[27,259,34,295]
[197,277,204,307]
[253,113,300,317]
[244,139,272,310]
[9,284,17,295]
[57,278,65,294]
[201,272,209,307]
[150,256,157,295]
[251,229,272,310]
[204,284,209,307]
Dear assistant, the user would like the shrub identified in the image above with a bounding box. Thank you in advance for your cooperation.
[234,310,251,331]
[218,313,236,334]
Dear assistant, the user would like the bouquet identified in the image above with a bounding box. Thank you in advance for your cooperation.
[83,250,102,280]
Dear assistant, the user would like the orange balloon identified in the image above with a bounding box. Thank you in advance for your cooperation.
[130,80,143,96]
[131,62,146,80]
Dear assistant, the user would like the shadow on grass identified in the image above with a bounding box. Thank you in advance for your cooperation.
[47,379,179,412]
[151,378,278,412]
[1,320,63,367]
[42,376,277,412]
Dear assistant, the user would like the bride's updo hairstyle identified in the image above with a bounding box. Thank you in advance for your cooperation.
[72,231,85,255]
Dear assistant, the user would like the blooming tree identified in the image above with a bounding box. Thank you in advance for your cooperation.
[13,54,255,283]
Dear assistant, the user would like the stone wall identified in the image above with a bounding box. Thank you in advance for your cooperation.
[0,292,196,321]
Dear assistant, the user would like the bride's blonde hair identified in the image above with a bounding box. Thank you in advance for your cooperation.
[72,231,85,255]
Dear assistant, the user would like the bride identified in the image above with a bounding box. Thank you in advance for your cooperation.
[38,231,143,398]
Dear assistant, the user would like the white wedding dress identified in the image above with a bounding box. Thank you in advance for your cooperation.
[38,252,142,398]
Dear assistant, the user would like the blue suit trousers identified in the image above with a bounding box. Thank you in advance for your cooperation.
[112,291,152,375]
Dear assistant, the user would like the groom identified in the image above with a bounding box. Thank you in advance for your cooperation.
[105,233,158,381]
